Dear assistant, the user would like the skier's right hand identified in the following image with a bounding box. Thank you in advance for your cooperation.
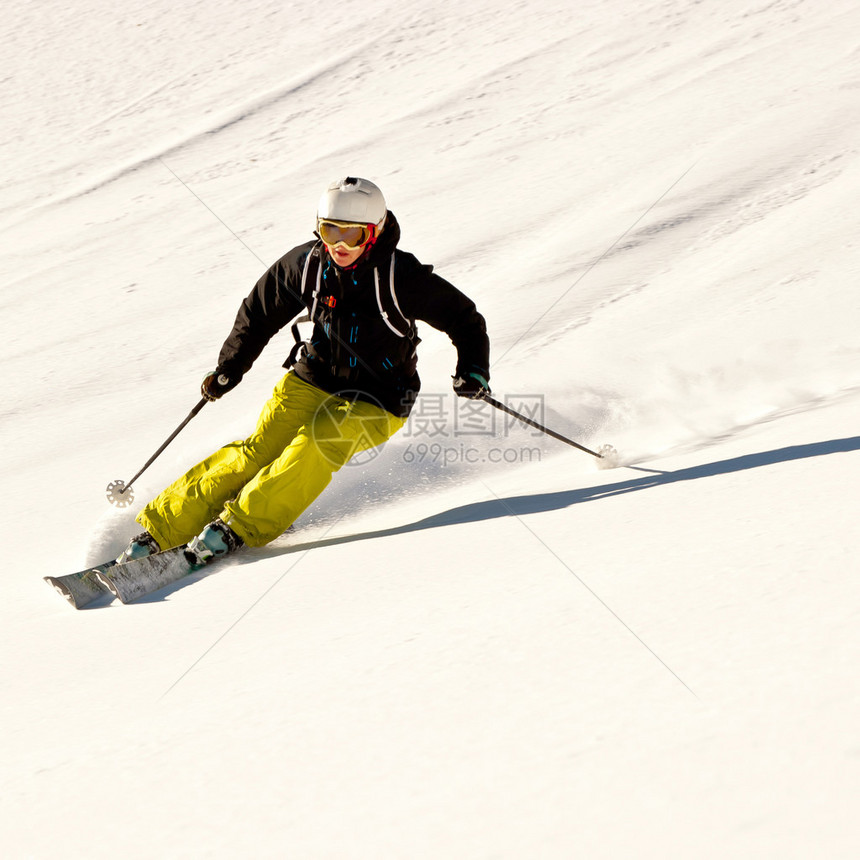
[453,372,490,400]
[201,371,238,401]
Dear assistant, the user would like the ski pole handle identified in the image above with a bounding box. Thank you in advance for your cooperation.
[201,372,234,402]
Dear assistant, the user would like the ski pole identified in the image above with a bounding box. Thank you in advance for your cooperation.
[481,393,608,460]
[105,379,223,506]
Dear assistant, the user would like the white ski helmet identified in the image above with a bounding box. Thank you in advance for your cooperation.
[317,177,387,229]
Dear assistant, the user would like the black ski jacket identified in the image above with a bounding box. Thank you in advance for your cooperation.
[214,211,490,417]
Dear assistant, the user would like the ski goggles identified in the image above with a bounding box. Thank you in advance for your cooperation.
[317,219,377,251]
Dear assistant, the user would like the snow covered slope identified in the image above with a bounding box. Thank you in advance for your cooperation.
[1,1,858,857]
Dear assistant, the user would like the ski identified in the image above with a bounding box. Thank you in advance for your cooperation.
[44,561,116,609]
[95,545,210,604]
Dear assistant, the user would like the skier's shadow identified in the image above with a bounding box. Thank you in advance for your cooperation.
[260,435,860,557]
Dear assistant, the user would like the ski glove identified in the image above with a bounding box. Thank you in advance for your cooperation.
[453,372,490,400]
[201,371,239,401]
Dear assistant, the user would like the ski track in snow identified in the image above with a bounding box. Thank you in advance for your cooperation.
[3,41,399,225]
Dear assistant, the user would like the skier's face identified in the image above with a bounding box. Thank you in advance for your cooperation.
[327,243,365,268]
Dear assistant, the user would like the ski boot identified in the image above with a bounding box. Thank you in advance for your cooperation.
[184,518,244,566]
[116,531,160,565]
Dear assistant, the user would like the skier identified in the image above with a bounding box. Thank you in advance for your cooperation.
[118,177,491,565]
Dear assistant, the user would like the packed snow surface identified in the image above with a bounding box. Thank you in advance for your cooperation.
[1,1,858,857]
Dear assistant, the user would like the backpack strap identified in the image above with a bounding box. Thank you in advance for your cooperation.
[285,246,323,368]
[374,253,415,340]
[286,249,415,371]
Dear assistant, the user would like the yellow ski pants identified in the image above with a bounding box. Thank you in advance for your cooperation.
[137,372,406,548]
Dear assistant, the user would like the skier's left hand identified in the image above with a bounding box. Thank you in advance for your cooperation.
[453,372,490,399]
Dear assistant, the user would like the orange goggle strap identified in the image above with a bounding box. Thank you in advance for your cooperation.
[317,219,377,250]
